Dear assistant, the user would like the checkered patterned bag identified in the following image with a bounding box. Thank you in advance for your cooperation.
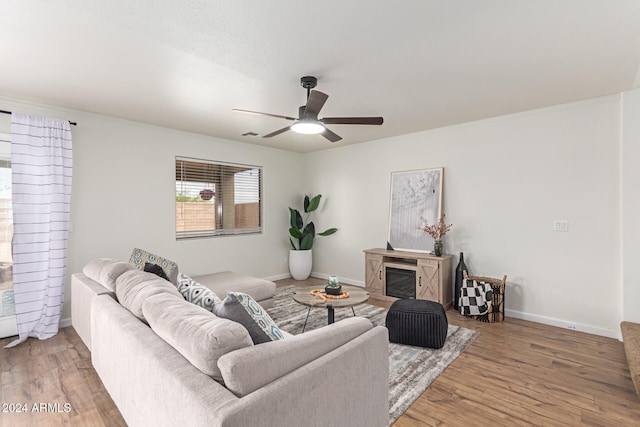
[459,278,493,316]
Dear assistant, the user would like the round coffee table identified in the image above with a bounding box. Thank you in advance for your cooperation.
[292,284,370,332]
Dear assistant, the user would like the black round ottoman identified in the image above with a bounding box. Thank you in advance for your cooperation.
[386,299,448,349]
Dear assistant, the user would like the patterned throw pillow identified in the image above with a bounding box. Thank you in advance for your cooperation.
[213,292,284,344]
[129,248,179,285]
[176,273,221,311]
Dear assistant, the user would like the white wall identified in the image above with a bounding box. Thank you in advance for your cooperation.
[306,95,623,338]
[0,96,303,323]
[1,91,635,338]
[622,88,640,323]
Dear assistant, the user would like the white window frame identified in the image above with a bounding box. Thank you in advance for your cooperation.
[0,133,16,338]
[175,156,263,240]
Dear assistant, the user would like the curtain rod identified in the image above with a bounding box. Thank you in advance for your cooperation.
[0,109,77,126]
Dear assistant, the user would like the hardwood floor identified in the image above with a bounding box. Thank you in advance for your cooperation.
[1,277,638,426]
[0,327,126,427]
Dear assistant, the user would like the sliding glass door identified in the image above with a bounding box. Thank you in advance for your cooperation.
[0,134,16,338]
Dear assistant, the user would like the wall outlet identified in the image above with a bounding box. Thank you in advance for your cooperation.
[553,219,569,232]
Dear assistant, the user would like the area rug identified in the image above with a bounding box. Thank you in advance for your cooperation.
[267,286,480,425]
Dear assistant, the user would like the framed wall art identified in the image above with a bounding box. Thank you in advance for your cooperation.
[387,167,443,252]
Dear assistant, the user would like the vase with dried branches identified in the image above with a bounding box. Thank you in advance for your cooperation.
[419,213,453,256]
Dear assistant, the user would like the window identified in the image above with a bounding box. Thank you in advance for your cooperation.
[0,134,16,338]
[175,156,262,239]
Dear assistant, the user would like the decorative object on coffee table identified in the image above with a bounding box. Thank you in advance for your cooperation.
[420,213,452,256]
[386,299,449,349]
[292,284,368,331]
[325,275,342,295]
[288,194,338,280]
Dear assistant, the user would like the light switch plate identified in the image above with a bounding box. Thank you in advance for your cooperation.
[553,219,569,232]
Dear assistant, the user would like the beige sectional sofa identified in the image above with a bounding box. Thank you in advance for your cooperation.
[71,259,390,427]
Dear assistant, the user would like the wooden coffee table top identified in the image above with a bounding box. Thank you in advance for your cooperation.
[292,284,370,308]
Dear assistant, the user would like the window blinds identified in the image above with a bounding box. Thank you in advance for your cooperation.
[175,157,262,239]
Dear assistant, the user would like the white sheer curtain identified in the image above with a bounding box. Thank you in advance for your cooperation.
[5,113,72,348]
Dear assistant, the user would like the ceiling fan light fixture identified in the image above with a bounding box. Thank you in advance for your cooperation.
[291,120,325,135]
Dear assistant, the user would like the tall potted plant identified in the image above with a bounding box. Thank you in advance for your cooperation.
[288,194,338,280]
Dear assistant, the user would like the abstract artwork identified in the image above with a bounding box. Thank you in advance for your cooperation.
[388,168,443,252]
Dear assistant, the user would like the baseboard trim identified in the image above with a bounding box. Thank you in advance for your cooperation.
[263,273,291,281]
[0,315,17,338]
[1,316,73,338]
[310,272,365,288]
[505,309,621,340]
[281,272,621,339]
[60,317,72,329]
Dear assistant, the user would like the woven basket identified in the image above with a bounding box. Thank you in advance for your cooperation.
[463,273,507,323]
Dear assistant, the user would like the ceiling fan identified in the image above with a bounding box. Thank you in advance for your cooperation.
[233,76,383,143]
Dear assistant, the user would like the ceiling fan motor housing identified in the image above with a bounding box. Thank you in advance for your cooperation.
[300,76,318,89]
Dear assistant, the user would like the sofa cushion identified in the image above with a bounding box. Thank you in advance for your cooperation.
[129,248,179,285]
[176,273,221,312]
[82,258,136,292]
[115,270,182,322]
[142,292,253,382]
[218,316,374,397]
[212,292,284,344]
[191,271,275,302]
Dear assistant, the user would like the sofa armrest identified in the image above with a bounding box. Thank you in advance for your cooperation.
[71,272,114,351]
[218,324,390,427]
[218,316,374,396]
[91,295,240,427]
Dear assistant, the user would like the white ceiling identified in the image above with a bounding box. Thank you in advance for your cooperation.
[1,0,639,153]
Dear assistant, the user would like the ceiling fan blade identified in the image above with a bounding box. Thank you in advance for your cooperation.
[321,116,384,125]
[232,109,296,121]
[321,127,342,143]
[303,90,329,118]
[262,126,291,138]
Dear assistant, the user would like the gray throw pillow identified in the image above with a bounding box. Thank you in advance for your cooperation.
[213,292,284,344]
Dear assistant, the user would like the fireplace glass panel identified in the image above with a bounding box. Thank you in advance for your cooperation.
[385,267,416,299]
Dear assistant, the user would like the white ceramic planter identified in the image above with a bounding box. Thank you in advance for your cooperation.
[289,249,312,280]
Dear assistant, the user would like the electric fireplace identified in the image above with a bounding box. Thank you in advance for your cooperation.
[385,266,416,299]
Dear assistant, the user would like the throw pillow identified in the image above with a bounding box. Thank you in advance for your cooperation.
[129,248,179,285]
[176,273,221,311]
[144,262,170,281]
[82,258,136,292]
[213,292,284,344]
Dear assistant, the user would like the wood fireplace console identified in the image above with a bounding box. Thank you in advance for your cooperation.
[363,248,453,309]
